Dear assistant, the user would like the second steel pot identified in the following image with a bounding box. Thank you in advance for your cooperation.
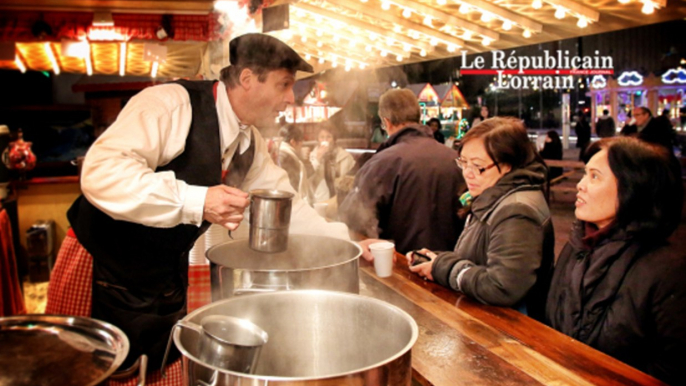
[207,234,360,300]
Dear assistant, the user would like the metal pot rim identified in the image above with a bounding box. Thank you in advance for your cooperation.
[174,289,419,381]
[205,234,362,273]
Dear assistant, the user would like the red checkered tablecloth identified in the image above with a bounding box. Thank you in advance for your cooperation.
[187,264,212,313]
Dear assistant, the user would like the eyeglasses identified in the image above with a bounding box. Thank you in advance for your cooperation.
[455,157,498,176]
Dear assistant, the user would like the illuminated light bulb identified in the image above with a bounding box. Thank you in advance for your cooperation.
[394,25,402,33]
[315,16,323,23]
[462,30,472,40]
[459,4,470,13]
[349,39,356,48]
[502,20,513,30]
[345,59,352,66]
[305,53,311,60]
[437,0,446,4]
[381,1,391,10]
[283,30,293,40]
[380,50,388,57]
[430,38,439,46]
[318,51,323,56]
[370,32,377,40]
[531,0,542,9]
[577,17,588,28]
[151,61,159,78]
[345,65,351,72]
[301,36,307,43]
[480,13,493,23]
[296,9,305,17]
[402,8,412,18]
[386,37,394,45]
[523,29,532,38]
[618,0,630,3]
[641,1,654,14]
[318,57,325,64]
[482,37,491,46]
[396,55,403,61]
[15,56,26,73]
[316,30,323,37]
[365,45,372,52]
[420,49,427,57]
[317,41,323,47]
[403,43,411,52]
[555,7,566,19]
[448,44,457,52]
[119,42,127,76]
[424,16,433,26]
[360,0,368,3]
[359,63,366,69]
[333,35,340,42]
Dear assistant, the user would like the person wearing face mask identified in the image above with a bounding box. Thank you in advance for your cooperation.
[309,125,355,204]
[407,117,555,322]
[546,137,685,385]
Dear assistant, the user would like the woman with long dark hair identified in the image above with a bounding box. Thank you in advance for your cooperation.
[407,117,555,321]
[546,137,685,384]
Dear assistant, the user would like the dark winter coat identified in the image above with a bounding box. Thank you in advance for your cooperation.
[431,162,555,321]
[621,116,676,151]
[595,115,616,138]
[340,124,465,253]
[546,222,686,385]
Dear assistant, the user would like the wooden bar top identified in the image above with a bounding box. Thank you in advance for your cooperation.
[358,256,665,386]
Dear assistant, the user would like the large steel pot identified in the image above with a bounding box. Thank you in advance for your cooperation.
[0,314,129,386]
[174,290,418,385]
[207,234,360,300]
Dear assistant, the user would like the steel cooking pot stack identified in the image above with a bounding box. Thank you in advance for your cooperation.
[207,234,361,300]
[174,290,418,386]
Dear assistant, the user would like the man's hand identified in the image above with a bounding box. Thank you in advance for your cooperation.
[203,185,250,230]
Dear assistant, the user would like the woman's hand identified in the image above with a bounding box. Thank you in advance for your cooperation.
[357,238,397,263]
[315,142,330,161]
[406,248,437,281]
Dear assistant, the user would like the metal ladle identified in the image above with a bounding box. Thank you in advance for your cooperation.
[161,315,268,377]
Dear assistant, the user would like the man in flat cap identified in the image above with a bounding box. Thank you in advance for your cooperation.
[46,33,348,385]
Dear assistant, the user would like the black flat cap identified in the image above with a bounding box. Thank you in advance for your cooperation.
[229,33,313,73]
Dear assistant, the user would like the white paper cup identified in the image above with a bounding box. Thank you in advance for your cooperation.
[369,242,395,278]
[313,202,328,217]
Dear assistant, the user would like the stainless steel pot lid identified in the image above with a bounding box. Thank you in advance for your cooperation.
[0,314,129,386]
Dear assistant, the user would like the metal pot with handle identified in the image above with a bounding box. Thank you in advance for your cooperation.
[207,234,360,300]
[173,290,419,385]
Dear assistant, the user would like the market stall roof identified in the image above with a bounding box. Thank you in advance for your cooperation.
[0,0,685,76]
[434,83,469,109]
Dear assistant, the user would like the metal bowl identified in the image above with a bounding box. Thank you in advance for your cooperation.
[0,314,129,386]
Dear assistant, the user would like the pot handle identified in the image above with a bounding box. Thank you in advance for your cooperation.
[161,320,203,377]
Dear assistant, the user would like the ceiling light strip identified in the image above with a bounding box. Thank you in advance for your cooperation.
[289,18,410,58]
[44,42,61,75]
[453,0,542,32]
[151,61,159,78]
[329,0,464,49]
[379,0,499,40]
[294,3,434,51]
[542,0,599,22]
[85,43,93,76]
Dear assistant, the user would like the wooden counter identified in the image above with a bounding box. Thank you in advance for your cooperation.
[358,257,665,386]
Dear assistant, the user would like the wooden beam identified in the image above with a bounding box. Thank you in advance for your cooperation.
[453,0,543,32]
[329,0,465,49]
[387,0,499,40]
[293,2,434,51]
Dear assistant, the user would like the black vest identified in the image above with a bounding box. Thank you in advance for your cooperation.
[67,80,255,370]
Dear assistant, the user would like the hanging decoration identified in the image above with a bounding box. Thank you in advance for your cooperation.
[2,130,36,171]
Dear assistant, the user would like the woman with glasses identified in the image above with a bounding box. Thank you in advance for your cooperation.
[546,137,684,385]
[407,117,554,321]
